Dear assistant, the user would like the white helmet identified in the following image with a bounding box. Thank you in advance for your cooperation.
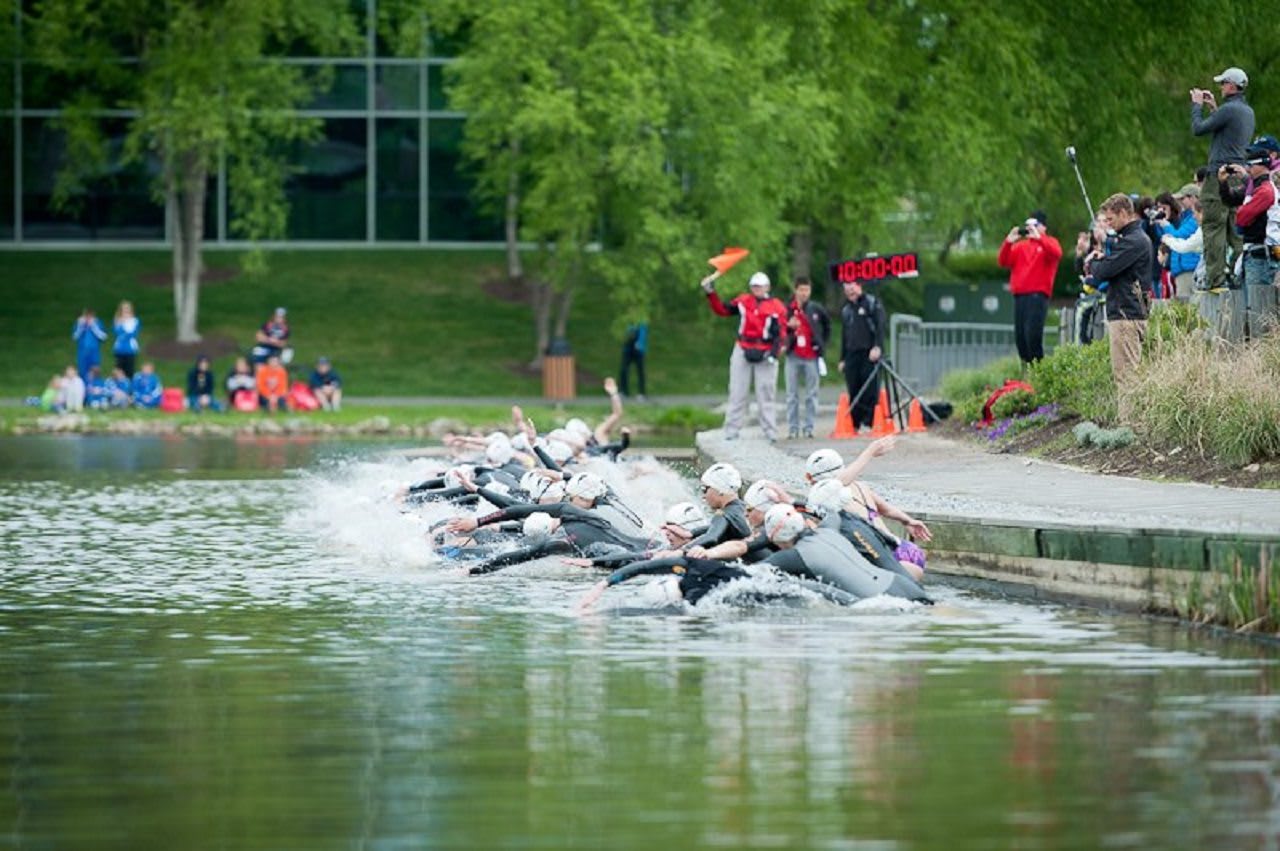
[743,480,783,512]
[566,472,607,502]
[522,511,556,539]
[748,271,771,290]
[564,418,593,441]
[700,462,742,495]
[520,470,548,498]
[546,440,574,465]
[805,448,844,482]
[763,503,806,544]
[511,432,531,453]
[540,481,566,502]
[664,501,706,530]
[486,431,508,445]
[485,440,513,466]
[807,479,852,518]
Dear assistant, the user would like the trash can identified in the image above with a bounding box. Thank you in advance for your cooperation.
[542,338,576,400]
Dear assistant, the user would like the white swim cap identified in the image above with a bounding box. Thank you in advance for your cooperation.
[700,462,742,495]
[511,433,531,453]
[763,503,806,544]
[540,481,566,502]
[520,470,547,498]
[443,467,468,489]
[484,481,511,497]
[748,271,770,290]
[486,431,507,444]
[806,479,852,518]
[522,512,556,538]
[565,418,592,440]
[805,448,844,481]
[743,480,783,512]
[565,472,607,502]
[664,501,706,530]
[546,440,574,465]
[485,440,513,466]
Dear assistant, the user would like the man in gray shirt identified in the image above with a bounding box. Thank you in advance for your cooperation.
[1191,66,1255,290]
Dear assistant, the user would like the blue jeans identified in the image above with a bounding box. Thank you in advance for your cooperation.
[1243,253,1278,289]
[785,357,821,434]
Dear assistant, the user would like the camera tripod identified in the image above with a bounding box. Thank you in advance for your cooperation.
[847,357,941,431]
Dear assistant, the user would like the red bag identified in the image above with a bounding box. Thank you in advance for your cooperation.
[160,387,186,413]
[289,381,320,412]
[232,390,259,412]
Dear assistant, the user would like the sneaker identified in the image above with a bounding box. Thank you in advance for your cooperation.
[803,429,814,439]
[787,429,799,440]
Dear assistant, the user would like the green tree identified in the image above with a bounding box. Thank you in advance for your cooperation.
[27,0,360,342]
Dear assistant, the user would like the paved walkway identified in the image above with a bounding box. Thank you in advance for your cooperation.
[696,428,1280,538]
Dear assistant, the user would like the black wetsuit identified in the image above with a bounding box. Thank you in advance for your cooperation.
[406,462,524,505]
[686,500,752,550]
[605,556,750,605]
[465,502,650,575]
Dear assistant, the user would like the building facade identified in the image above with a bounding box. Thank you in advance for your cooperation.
[0,4,502,247]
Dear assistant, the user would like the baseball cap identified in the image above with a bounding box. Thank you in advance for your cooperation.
[1253,135,1280,154]
[748,272,770,289]
[1174,183,1200,199]
[274,306,287,316]
[1213,67,1248,88]
[1245,146,1271,166]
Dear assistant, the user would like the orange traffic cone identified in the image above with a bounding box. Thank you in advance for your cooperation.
[708,246,750,274]
[907,398,928,433]
[872,389,898,437]
[829,392,856,439]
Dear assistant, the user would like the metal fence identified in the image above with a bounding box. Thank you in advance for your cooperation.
[888,313,1069,394]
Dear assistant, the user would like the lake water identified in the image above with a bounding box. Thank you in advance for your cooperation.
[3,436,1280,850]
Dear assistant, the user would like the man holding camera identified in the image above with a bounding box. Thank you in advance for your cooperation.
[998,211,1062,364]
[1191,66,1255,290]
[1218,145,1277,289]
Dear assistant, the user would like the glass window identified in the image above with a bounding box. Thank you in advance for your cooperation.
[0,118,13,239]
[427,64,451,111]
[283,118,367,240]
[376,119,418,241]
[302,64,367,111]
[374,64,419,112]
[21,117,163,241]
[428,118,501,242]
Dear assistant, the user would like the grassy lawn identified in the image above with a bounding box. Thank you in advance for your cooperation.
[0,249,739,400]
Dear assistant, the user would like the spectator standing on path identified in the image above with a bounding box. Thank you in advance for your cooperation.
[700,269,787,442]
[783,276,830,439]
[838,278,886,433]
[251,307,291,365]
[618,322,647,401]
[1191,66,1254,290]
[309,357,343,411]
[998,211,1062,364]
[71,308,107,379]
[1217,145,1278,289]
[112,300,142,378]
[1085,194,1152,421]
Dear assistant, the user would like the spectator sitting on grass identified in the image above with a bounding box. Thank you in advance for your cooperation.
[106,367,132,408]
[309,356,342,411]
[85,366,111,410]
[256,353,289,414]
[187,355,221,413]
[131,362,163,409]
[29,374,61,411]
[251,307,291,365]
[225,356,257,409]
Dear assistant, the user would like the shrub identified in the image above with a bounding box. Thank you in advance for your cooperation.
[1073,420,1135,449]
[1028,341,1116,423]
[1122,328,1280,465]
[654,405,721,431]
[989,389,1037,419]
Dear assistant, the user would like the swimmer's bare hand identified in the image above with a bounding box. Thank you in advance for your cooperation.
[905,518,932,543]
[562,557,593,568]
[869,436,896,457]
[577,580,608,613]
[603,377,618,396]
[686,546,708,559]
[446,516,478,534]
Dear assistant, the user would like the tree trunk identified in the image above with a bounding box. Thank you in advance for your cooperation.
[552,286,574,339]
[505,142,522,282]
[171,149,207,344]
[791,228,813,284]
[530,276,552,369]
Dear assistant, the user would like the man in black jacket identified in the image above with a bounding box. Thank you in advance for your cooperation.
[783,276,831,439]
[1085,193,1152,419]
[838,278,886,431]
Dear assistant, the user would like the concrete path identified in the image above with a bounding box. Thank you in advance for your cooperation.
[696,428,1280,538]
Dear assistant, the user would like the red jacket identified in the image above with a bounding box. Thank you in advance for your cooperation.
[706,291,787,353]
[997,235,1063,297]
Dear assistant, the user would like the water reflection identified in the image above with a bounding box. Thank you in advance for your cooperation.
[2,443,1280,849]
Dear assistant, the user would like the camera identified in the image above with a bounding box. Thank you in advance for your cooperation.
[1017,225,1029,237]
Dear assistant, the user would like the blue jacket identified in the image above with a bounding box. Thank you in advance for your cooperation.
[113,316,141,356]
[131,372,162,408]
[72,317,107,363]
[1160,213,1201,276]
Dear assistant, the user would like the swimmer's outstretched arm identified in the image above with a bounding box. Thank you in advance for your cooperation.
[835,436,896,486]
[594,377,624,445]
[467,539,574,575]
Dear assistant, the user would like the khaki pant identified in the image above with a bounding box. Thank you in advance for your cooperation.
[724,344,778,440]
[1109,319,1146,421]
[1201,174,1241,290]
[1174,271,1195,301]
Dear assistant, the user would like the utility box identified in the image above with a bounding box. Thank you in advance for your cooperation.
[542,338,576,400]
[923,281,1014,324]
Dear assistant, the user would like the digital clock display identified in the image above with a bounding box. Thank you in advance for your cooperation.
[828,252,920,284]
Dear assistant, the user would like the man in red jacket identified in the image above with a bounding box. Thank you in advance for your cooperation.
[998,210,1063,364]
[701,269,788,442]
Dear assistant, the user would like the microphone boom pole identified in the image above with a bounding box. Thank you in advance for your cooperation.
[1065,145,1095,227]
